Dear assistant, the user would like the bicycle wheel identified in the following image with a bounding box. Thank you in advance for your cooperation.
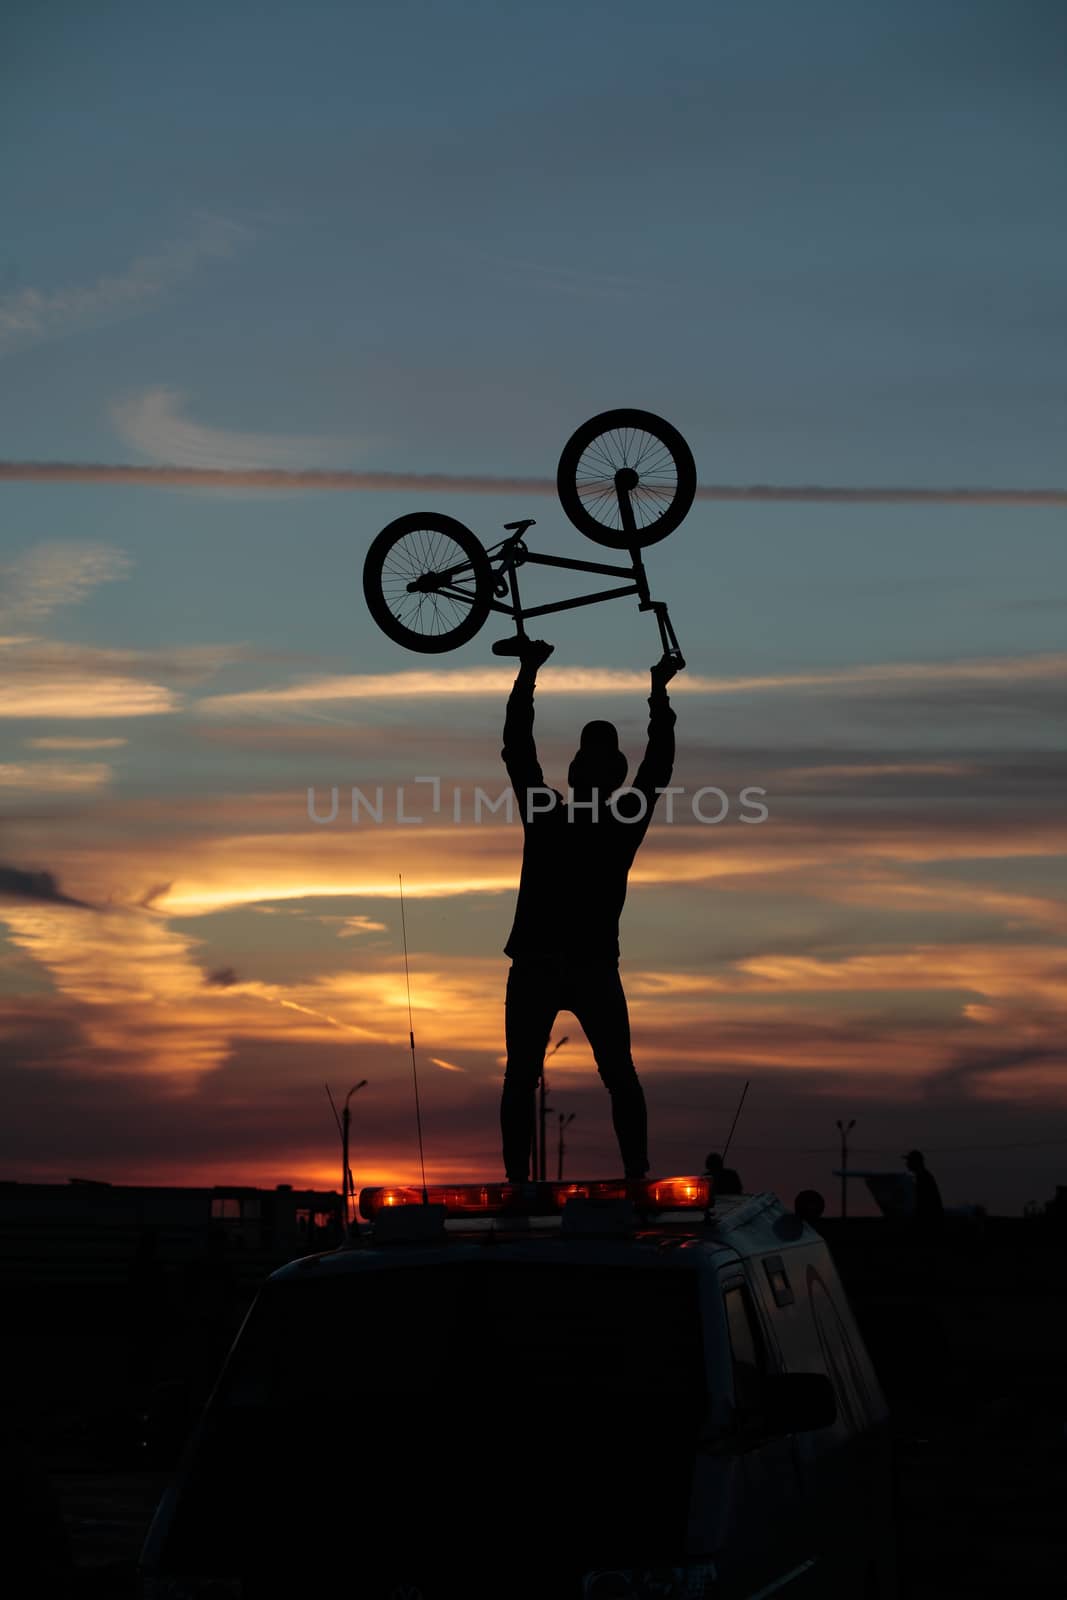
[363,513,493,653]
[557,408,697,550]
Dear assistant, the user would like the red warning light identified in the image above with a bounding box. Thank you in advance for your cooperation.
[358,1175,712,1221]
[373,1187,424,1209]
[644,1176,709,1209]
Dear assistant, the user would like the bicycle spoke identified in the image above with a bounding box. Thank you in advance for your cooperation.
[375,525,482,641]
[557,407,695,550]
[568,421,683,533]
[586,439,621,475]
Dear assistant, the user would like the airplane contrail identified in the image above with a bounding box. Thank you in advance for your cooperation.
[1,460,1066,504]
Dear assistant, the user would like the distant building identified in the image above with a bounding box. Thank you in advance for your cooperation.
[0,1179,344,1286]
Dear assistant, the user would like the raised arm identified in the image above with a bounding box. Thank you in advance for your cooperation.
[501,639,554,804]
[631,654,679,811]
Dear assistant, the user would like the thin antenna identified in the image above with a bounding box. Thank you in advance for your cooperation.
[721,1079,750,1166]
[324,1082,343,1140]
[399,874,429,1204]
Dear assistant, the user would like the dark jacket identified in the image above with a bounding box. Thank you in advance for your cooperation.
[914,1167,943,1222]
[501,665,676,962]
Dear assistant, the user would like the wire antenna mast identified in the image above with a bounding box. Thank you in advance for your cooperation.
[399,874,430,1205]
[721,1079,751,1167]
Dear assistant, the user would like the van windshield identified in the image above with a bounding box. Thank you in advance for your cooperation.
[161,1260,708,1586]
[228,1260,706,1403]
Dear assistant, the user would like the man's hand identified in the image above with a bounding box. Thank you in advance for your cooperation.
[518,638,554,670]
[650,653,681,690]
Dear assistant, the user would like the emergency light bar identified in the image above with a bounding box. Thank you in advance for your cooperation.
[358,1175,711,1221]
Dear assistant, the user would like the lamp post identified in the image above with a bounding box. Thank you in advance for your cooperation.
[342,1080,368,1237]
[835,1118,855,1219]
[538,1036,568,1182]
[557,1112,576,1181]
[537,1075,553,1182]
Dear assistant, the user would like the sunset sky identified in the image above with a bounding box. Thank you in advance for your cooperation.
[2,1,1065,1216]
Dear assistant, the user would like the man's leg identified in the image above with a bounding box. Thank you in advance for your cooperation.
[501,962,558,1182]
[570,963,649,1179]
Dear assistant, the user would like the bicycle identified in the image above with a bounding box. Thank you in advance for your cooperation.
[362,408,695,664]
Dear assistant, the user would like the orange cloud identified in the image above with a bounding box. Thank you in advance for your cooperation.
[0,634,259,721]
[0,761,113,792]
[0,675,176,719]
[196,652,1067,716]
[0,903,231,1077]
[6,795,1066,921]
[630,942,1067,1015]
[26,736,129,750]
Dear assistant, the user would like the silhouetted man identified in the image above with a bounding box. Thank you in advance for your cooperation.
[500,638,679,1182]
[705,1152,743,1194]
[904,1149,943,1228]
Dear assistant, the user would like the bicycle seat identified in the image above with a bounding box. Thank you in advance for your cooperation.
[502,519,536,534]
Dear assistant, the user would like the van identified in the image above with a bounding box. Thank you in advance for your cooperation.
[140,1180,896,1599]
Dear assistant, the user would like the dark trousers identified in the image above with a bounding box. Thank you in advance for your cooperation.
[501,959,649,1182]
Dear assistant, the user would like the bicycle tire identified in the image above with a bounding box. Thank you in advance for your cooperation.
[556,408,697,550]
[363,513,493,654]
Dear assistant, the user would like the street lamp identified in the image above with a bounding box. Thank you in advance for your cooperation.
[342,1080,368,1237]
[557,1112,576,1181]
[538,1036,568,1182]
[835,1118,856,1219]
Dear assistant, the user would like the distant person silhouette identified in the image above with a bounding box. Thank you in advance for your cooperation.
[704,1152,743,1194]
[794,1189,826,1228]
[499,637,679,1182]
[904,1149,943,1229]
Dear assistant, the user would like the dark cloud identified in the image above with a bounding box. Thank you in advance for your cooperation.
[136,882,172,909]
[205,965,239,987]
[0,863,91,908]
[687,747,1067,806]
[1,462,1063,504]
[929,1043,1067,1097]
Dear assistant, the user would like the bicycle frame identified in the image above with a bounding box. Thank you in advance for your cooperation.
[418,526,684,664]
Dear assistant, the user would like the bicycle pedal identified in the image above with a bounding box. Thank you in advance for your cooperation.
[491,636,525,657]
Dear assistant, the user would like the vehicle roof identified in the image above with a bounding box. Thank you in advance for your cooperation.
[269,1190,821,1284]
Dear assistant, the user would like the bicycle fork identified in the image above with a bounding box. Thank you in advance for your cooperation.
[628,542,686,670]
[616,472,685,668]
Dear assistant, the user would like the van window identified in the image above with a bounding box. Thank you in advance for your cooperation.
[230,1262,706,1402]
[724,1283,768,1421]
[808,1270,870,1431]
[161,1262,709,1576]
